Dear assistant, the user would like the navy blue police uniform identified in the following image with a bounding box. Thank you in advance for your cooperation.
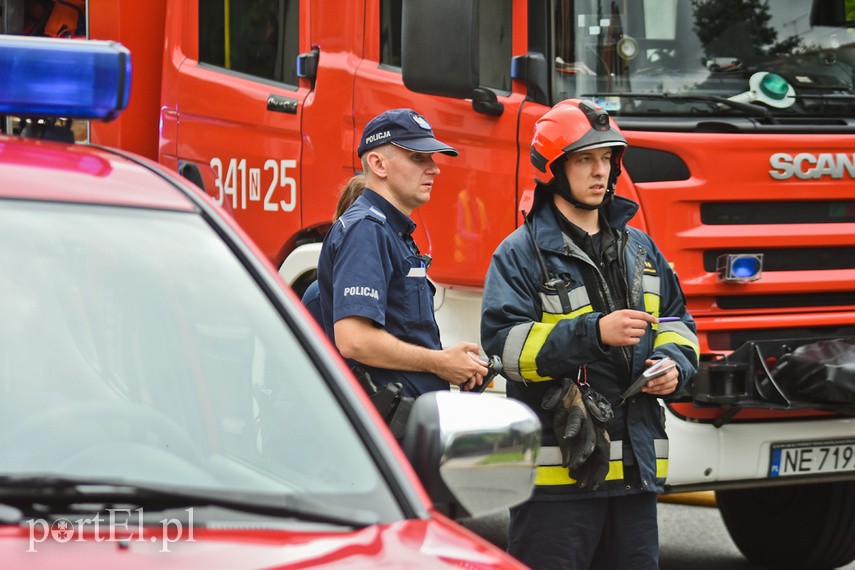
[317,188,446,397]
[316,107,458,397]
[300,279,323,326]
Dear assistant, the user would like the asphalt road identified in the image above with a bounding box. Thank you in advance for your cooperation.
[461,502,855,569]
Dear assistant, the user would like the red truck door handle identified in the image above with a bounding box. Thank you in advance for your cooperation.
[267,94,298,114]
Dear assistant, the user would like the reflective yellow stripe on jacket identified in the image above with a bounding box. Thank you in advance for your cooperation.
[502,285,593,383]
[534,440,669,486]
[644,273,700,361]
[501,260,699,383]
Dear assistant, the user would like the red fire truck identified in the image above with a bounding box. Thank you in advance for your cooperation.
[4,1,855,567]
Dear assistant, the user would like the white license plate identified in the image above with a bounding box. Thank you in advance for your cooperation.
[769,439,855,477]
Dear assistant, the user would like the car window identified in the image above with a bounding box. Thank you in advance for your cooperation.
[0,200,401,523]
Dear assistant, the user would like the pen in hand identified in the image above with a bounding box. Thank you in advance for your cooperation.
[657,317,681,322]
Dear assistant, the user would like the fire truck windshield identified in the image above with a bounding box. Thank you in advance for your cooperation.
[551,0,855,118]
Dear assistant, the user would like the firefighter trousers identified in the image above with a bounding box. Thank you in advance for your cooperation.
[507,491,659,570]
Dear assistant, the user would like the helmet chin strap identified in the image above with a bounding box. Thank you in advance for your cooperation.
[550,167,613,211]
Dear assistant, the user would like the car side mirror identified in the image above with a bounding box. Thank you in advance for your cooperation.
[400,391,540,519]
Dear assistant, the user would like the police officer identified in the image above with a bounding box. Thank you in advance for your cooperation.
[318,108,487,398]
[481,99,700,569]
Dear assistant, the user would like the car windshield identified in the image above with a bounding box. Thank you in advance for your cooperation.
[551,0,855,118]
[0,200,401,524]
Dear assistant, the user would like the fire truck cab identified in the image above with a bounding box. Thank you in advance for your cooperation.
[4,1,855,567]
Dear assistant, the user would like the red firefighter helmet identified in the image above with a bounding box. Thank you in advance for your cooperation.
[530,99,627,187]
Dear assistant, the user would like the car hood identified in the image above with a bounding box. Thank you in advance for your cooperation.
[0,516,523,569]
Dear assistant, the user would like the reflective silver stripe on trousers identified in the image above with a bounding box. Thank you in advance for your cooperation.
[536,439,669,465]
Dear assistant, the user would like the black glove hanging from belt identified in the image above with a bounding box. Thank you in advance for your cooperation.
[542,365,614,490]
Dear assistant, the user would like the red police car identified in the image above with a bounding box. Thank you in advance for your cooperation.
[0,35,538,567]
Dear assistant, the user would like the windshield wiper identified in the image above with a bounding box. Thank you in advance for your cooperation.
[0,475,378,528]
[796,93,855,101]
[582,92,776,123]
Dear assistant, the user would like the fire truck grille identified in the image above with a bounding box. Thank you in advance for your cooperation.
[707,325,855,351]
[715,292,855,311]
[701,201,855,224]
[703,248,855,272]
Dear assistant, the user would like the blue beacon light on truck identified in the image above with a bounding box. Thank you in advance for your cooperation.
[0,35,130,121]
[716,253,764,283]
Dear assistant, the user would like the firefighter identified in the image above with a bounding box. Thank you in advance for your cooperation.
[480,99,700,569]
[317,108,488,397]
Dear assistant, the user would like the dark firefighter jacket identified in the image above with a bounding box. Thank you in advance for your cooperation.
[481,191,700,500]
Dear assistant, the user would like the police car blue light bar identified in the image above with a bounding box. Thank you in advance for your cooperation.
[0,35,130,121]
[716,253,764,283]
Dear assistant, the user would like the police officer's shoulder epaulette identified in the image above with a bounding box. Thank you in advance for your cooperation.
[365,206,387,225]
[337,202,377,229]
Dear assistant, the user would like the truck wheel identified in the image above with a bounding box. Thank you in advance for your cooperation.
[717,481,855,569]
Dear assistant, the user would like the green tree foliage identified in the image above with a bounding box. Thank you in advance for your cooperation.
[691,0,776,57]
